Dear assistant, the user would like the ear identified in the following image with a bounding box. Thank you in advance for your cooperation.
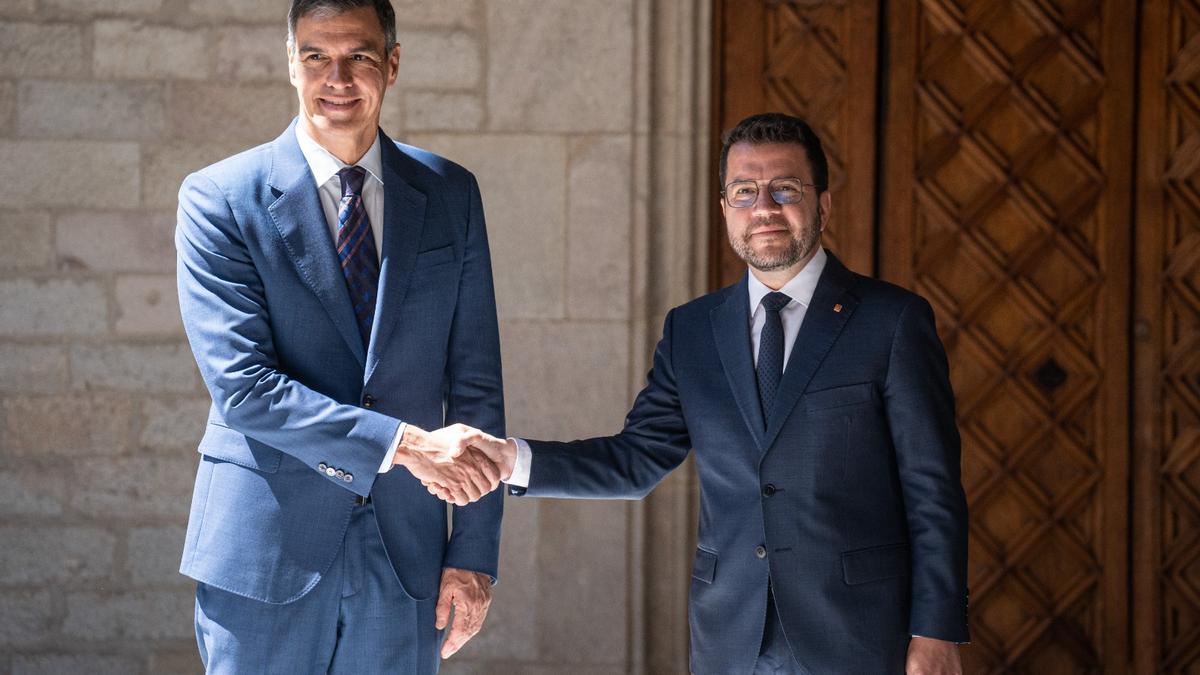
[287,42,297,85]
[818,190,832,232]
[386,43,401,87]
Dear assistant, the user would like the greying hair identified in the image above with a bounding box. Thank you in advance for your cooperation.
[719,113,829,192]
[287,0,397,50]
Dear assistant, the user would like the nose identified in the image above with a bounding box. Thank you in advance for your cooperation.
[751,186,782,214]
[327,59,353,87]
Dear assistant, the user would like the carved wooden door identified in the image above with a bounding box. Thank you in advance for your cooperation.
[712,1,1200,673]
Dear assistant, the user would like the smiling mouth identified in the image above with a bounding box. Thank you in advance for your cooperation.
[319,98,361,111]
[750,228,788,237]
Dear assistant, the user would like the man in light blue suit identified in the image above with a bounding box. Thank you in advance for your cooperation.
[175,1,505,671]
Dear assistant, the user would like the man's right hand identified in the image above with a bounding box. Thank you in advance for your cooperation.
[421,434,517,504]
[394,424,503,505]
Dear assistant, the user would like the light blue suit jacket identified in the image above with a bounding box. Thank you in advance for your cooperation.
[176,119,504,604]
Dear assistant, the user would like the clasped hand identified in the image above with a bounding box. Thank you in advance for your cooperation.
[394,424,512,505]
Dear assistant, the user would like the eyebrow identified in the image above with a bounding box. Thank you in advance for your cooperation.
[297,42,381,55]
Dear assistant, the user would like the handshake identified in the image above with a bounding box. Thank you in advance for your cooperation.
[394,424,517,505]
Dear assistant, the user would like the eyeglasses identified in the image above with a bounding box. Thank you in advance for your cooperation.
[721,177,819,208]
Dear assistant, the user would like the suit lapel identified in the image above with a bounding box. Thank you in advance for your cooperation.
[364,132,427,383]
[711,275,767,452]
[267,121,366,366]
[761,252,860,452]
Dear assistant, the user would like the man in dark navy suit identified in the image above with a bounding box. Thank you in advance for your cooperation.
[432,113,969,674]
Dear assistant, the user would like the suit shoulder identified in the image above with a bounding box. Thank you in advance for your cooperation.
[849,273,936,322]
[390,141,476,184]
[669,282,741,323]
[192,141,274,190]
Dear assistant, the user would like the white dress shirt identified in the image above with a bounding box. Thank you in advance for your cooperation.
[294,125,404,474]
[505,247,829,487]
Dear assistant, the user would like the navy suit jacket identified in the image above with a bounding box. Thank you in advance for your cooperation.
[176,120,504,604]
[516,253,968,674]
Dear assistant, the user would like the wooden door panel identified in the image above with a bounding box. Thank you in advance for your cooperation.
[712,0,878,287]
[1135,1,1200,673]
[882,1,1133,673]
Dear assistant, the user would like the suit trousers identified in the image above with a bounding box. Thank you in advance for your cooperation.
[194,501,443,674]
[754,588,808,675]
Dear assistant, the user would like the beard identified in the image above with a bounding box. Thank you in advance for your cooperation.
[729,215,821,272]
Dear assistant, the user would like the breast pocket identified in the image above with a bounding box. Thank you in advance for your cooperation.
[803,382,876,412]
[414,244,456,270]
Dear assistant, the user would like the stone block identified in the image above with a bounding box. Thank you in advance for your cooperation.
[189,0,278,21]
[17,81,167,141]
[147,650,205,675]
[169,82,296,142]
[397,29,480,89]
[394,0,477,28]
[407,134,567,320]
[43,0,164,13]
[0,469,66,516]
[0,22,87,77]
[13,655,143,675]
[56,211,175,273]
[0,526,116,584]
[0,279,108,336]
[499,320,630,440]
[537,500,628,664]
[70,342,200,393]
[0,81,13,133]
[127,525,187,585]
[2,394,138,457]
[405,91,482,131]
[115,274,182,335]
[142,142,245,210]
[63,589,194,640]
[487,1,632,132]
[0,141,139,209]
[0,212,53,270]
[140,396,209,449]
[0,344,69,393]
[567,136,632,320]
[94,20,208,80]
[0,0,36,15]
[215,24,287,81]
[0,590,56,647]
[69,453,196,520]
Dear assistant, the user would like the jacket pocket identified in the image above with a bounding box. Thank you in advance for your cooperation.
[842,542,909,586]
[804,382,875,412]
[198,422,282,474]
[692,546,717,584]
[414,244,455,269]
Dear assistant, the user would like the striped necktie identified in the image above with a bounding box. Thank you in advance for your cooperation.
[335,166,380,349]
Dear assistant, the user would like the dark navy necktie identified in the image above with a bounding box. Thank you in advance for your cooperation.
[756,291,792,427]
[335,166,380,349]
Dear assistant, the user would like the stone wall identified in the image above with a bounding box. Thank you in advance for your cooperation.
[0,1,709,673]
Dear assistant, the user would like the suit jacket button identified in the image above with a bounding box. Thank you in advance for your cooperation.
[343,473,354,483]
[755,545,767,559]
[762,484,776,497]
[318,462,328,472]
[335,469,345,479]
[325,467,337,477]
[363,395,375,408]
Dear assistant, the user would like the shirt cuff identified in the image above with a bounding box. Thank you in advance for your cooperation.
[505,437,532,487]
[379,422,405,474]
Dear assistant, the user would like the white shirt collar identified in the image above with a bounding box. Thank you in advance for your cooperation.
[748,246,828,314]
[294,124,384,190]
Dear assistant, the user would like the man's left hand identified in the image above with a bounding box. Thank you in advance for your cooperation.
[435,567,492,659]
[906,636,962,675]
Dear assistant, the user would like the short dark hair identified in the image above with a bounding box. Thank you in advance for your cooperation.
[719,113,829,192]
[288,0,397,50]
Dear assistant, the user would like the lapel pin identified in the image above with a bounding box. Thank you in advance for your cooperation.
[833,303,843,313]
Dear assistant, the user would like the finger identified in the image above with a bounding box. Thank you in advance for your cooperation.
[441,597,468,658]
[473,450,501,488]
[435,586,453,630]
